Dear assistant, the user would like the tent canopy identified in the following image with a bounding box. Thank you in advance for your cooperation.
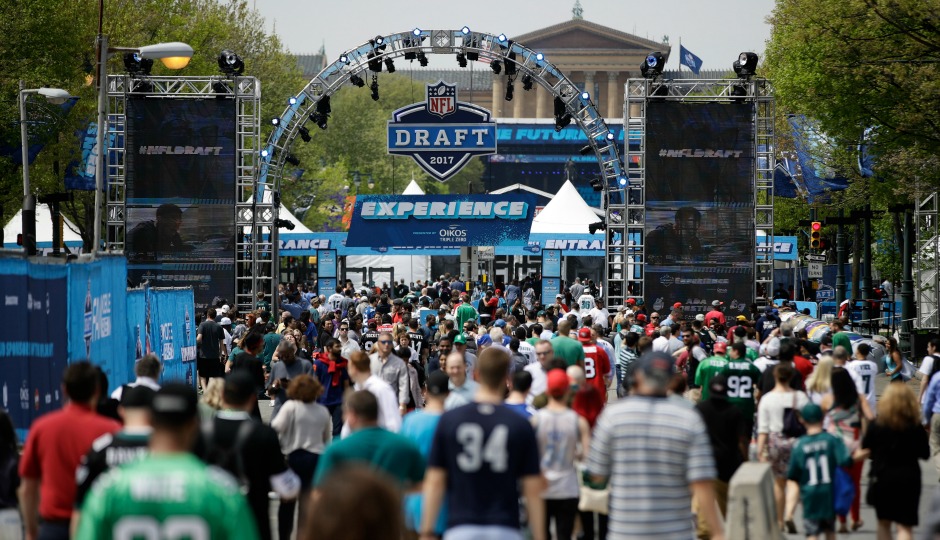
[530,180,601,234]
[401,179,425,195]
[3,203,83,248]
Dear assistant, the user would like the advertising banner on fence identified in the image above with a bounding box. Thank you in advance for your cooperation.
[0,259,69,437]
[644,102,755,318]
[347,194,535,248]
[149,288,196,387]
[124,98,236,311]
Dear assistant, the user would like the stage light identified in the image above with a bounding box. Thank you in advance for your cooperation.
[521,74,533,91]
[131,79,154,94]
[733,52,759,78]
[555,114,572,131]
[607,132,615,141]
[367,53,382,73]
[298,126,311,142]
[505,51,517,75]
[504,81,514,101]
[413,28,422,36]
[417,52,429,67]
[384,58,396,73]
[260,149,270,158]
[581,91,590,101]
[271,117,280,126]
[536,53,544,62]
[288,96,297,105]
[730,84,748,99]
[497,34,507,43]
[618,176,627,187]
[370,75,380,101]
[285,154,300,166]
[212,81,230,95]
[350,74,365,87]
[580,145,593,156]
[316,96,331,115]
[310,112,328,130]
[590,178,603,191]
[640,51,665,78]
[217,50,244,76]
[339,54,349,64]
[588,222,606,234]
[456,52,467,68]
[404,50,417,60]
[490,60,502,74]
[461,26,471,35]
[124,52,154,75]
[372,35,387,51]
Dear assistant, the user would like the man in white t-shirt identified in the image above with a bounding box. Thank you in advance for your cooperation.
[846,342,879,415]
[919,338,940,404]
[588,298,611,330]
[525,340,555,405]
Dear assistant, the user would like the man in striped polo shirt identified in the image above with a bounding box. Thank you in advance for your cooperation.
[587,351,725,540]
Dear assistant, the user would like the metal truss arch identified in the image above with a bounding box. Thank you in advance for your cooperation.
[259,28,627,193]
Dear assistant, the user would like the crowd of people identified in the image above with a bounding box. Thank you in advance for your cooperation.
[1,274,940,540]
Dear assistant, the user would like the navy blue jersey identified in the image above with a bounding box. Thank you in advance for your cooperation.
[429,402,540,529]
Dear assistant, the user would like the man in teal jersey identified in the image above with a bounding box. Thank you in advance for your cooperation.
[717,342,762,435]
[76,384,258,540]
[695,341,730,401]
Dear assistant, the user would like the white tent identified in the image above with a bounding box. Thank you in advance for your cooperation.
[530,180,602,234]
[401,179,425,195]
[277,203,313,234]
[3,203,83,249]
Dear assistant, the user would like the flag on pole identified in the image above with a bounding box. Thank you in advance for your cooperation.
[679,44,703,74]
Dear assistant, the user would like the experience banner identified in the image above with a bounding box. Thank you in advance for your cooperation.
[346,194,535,248]
[148,288,196,387]
[124,98,236,310]
[644,102,755,318]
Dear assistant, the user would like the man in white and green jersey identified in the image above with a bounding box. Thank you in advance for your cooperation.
[76,384,258,540]
[694,342,730,401]
[718,342,761,435]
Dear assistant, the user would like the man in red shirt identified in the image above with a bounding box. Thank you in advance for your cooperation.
[18,361,121,540]
[704,300,726,328]
[577,327,611,403]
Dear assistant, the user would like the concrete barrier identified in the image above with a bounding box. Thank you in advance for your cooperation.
[726,462,784,540]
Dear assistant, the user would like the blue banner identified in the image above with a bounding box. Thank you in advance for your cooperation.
[758,235,798,261]
[126,289,147,363]
[0,259,69,439]
[67,256,130,393]
[542,249,561,277]
[318,249,337,278]
[679,44,703,74]
[347,194,535,248]
[542,277,562,302]
[149,289,196,387]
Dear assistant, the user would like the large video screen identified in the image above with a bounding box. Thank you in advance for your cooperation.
[644,102,754,319]
[124,99,236,310]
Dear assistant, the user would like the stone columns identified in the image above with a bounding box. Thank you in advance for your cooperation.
[607,71,620,119]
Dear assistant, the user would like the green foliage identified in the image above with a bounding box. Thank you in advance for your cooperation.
[764,0,940,197]
[872,212,902,282]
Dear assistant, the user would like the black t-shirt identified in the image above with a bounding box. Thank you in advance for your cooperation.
[231,352,266,393]
[758,362,804,394]
[407,331,427,359]
[361,330,381,353]
[198,319,225,359]
[201,415,287,540]
[74,431,150,508]
[695,399,746,482]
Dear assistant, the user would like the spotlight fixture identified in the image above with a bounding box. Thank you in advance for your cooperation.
[288,96,297,105]
[606,132,615,141]
[384,58,396,73]
[461,26,471,35]
[733,52,759,78]
[590,178,604,191]
[404,50,417,60]
[581,91,590,101]
[260,149,270,158]
[123,52,154,75]
[298,126,311,142]
[504,80,514,101]
[417,52,429,67]
[367,52,382,73]
[555,114,572,132]
[640,51,665,79]
[456,52,467,68]
[730,83,748,101]
[588,222,606,234]
[130,79,155,93]
[497,33,508,43]
[618,176,628,187]
[217,50,244,76]
[311,96,330,129]
[490,60,502,74]
[310,112,328,130]
[339,54,349,64]
[285,154,300,166]
[271,118,280,126]
[465,32,479,60]
[212,81,230,96]
[413,28,422,36]
[316,96,331,116]
[371,35,387,51]
[350,74,365,87]
[536,53,544,62]
[504,51,517,76]
[580,145,594,156]
[370,75,380,101]
[521,74,533,91]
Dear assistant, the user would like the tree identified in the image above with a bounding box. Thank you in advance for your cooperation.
[764,0,940,198]
[0,0,302,250]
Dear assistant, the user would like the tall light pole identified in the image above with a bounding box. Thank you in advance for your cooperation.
[92,35,193,255]
[19,81,73,256]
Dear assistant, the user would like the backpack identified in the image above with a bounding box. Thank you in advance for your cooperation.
[696,329,715,355]
[202,418,256,492]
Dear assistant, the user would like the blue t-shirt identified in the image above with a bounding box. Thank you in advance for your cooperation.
[313,358,348,407]
[504,402,534,419]
[428,402,541,529]
[401,411,448,534]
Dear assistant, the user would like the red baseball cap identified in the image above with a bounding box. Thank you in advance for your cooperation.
[636,313,647,322]
[577,327,593,342]
[713,341,728,354]
[626,298,637,305]
[673,302,683,309]
[546,369,570,398]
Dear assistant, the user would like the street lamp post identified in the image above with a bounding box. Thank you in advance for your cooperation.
[92,35,193,255]
[19,80,73,256]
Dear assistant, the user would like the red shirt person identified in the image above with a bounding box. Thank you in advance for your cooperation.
[577,327,611,402]
[704,300,727,327]
[18,362,121,540]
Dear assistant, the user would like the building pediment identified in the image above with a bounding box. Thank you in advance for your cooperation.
[513,19,667,53]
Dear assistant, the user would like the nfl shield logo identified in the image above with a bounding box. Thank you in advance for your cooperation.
[426,81,456,118]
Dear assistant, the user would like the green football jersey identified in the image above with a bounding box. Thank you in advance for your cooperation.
[77,453,259,540]
[786,431,852,522]
[694,356,729,400]
[718,360,762,419]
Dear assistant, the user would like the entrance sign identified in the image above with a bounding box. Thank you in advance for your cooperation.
[387,81,497,181]
[347,194,535,248]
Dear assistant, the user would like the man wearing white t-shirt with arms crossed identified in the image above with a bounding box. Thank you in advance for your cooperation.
[846,342,879,416]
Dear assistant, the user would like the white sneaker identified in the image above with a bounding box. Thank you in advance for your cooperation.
[269,399,275,407]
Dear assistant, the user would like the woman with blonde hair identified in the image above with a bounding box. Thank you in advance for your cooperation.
[272,374,332,540]
[198,377,225,421]
[805,354,834,405]
[858,383,929,540]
